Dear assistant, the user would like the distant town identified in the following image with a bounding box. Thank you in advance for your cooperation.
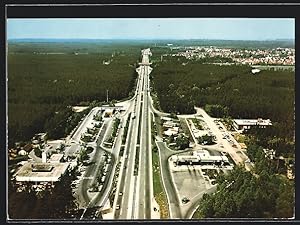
[164,46,295,66]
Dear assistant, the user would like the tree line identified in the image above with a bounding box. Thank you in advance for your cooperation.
[8,44,140,147]
[151,56,294,156]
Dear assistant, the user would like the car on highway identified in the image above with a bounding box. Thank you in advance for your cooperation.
[119,192,123,196]
[116,205,120,210]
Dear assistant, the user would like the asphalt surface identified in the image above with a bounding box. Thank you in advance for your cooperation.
[117,60,143,219]
[156,141,182,219]
[137,63,152,219]
[115,50,154,220]
[78,119,109,207]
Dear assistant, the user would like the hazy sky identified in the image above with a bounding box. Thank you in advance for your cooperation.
[7,18,295,40]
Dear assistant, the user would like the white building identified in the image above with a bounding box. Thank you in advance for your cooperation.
[233,118,272,131]
[15,162,69,183]
[163,120,179,128]
[164,127,179,136]
[174,150,229,165]
[251,68,261,74]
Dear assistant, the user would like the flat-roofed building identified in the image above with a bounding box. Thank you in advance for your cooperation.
[164,127,179,136]
[163,120,179,128]
[233,118,272,131]
[161,116,172,121]
[15,162,69,183]
[195,150,229,164]
[173,150,229,166]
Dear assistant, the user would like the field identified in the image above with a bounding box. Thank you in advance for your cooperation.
[8,41,148,147]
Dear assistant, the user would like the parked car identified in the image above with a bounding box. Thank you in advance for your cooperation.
[182,197,190,204]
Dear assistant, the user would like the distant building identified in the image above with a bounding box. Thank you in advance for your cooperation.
[173,150,229,166]
[233,118,272,131]
[18,149,28,156]
[263,148,276,160]
[287,168,294,180]
[251,68,261,74]
[163,120,179,128]
[161,116,172,121]
[164,127,179,136]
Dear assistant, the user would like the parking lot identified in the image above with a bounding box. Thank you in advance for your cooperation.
[171,167,212,205]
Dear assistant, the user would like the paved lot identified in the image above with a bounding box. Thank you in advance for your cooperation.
[171,168,210,202]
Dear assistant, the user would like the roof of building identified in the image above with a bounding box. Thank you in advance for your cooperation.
[15,162,69,182]
[195,150,229,162]
[251,68,261,74]
[174,150,229,163]
[161,116,172,121]
[18,150,28,156]
[164,129,179,136]
[233,118,272,126]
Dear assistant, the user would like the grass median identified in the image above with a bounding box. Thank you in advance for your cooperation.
[152,146,169,219]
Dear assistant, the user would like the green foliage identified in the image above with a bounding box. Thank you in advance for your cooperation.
[8,43,139,147]
[175,134,189,150]
[111,118,121,138]
[93,113,103,122]
[152,59,294,156]
[245,142,287,175]
[195,166,294,218]
[191,118,203,130]
[197,134,215,145]
[34,147,42,158]
[204,104,229,118]
[122,114,131,144]
[245,125,295,157]
[86,146,94,154]
[78,148,89,163]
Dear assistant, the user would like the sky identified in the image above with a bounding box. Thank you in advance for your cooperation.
[7,18,295,40]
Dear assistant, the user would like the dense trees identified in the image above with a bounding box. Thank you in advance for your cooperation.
[151,57,294,156]
[195,166,294,218]
[152,54,294,218]
[8,171,78,219]
[175,134,190,150]
[197,134,216,145]
[8,43,140,146]
[204,104,229,118]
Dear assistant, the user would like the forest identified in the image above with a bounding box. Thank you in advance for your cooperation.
[194,165,294,218]
[151,56,295,156]
[8,42,143,147]
[8,166,81,219]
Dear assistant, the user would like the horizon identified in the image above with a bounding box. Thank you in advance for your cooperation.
[8,37,295,41]
[7,18,295,41]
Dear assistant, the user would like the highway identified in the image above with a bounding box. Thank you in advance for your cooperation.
[76,48,247,220]
[137,56,153,219]
[115,49,154,219]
